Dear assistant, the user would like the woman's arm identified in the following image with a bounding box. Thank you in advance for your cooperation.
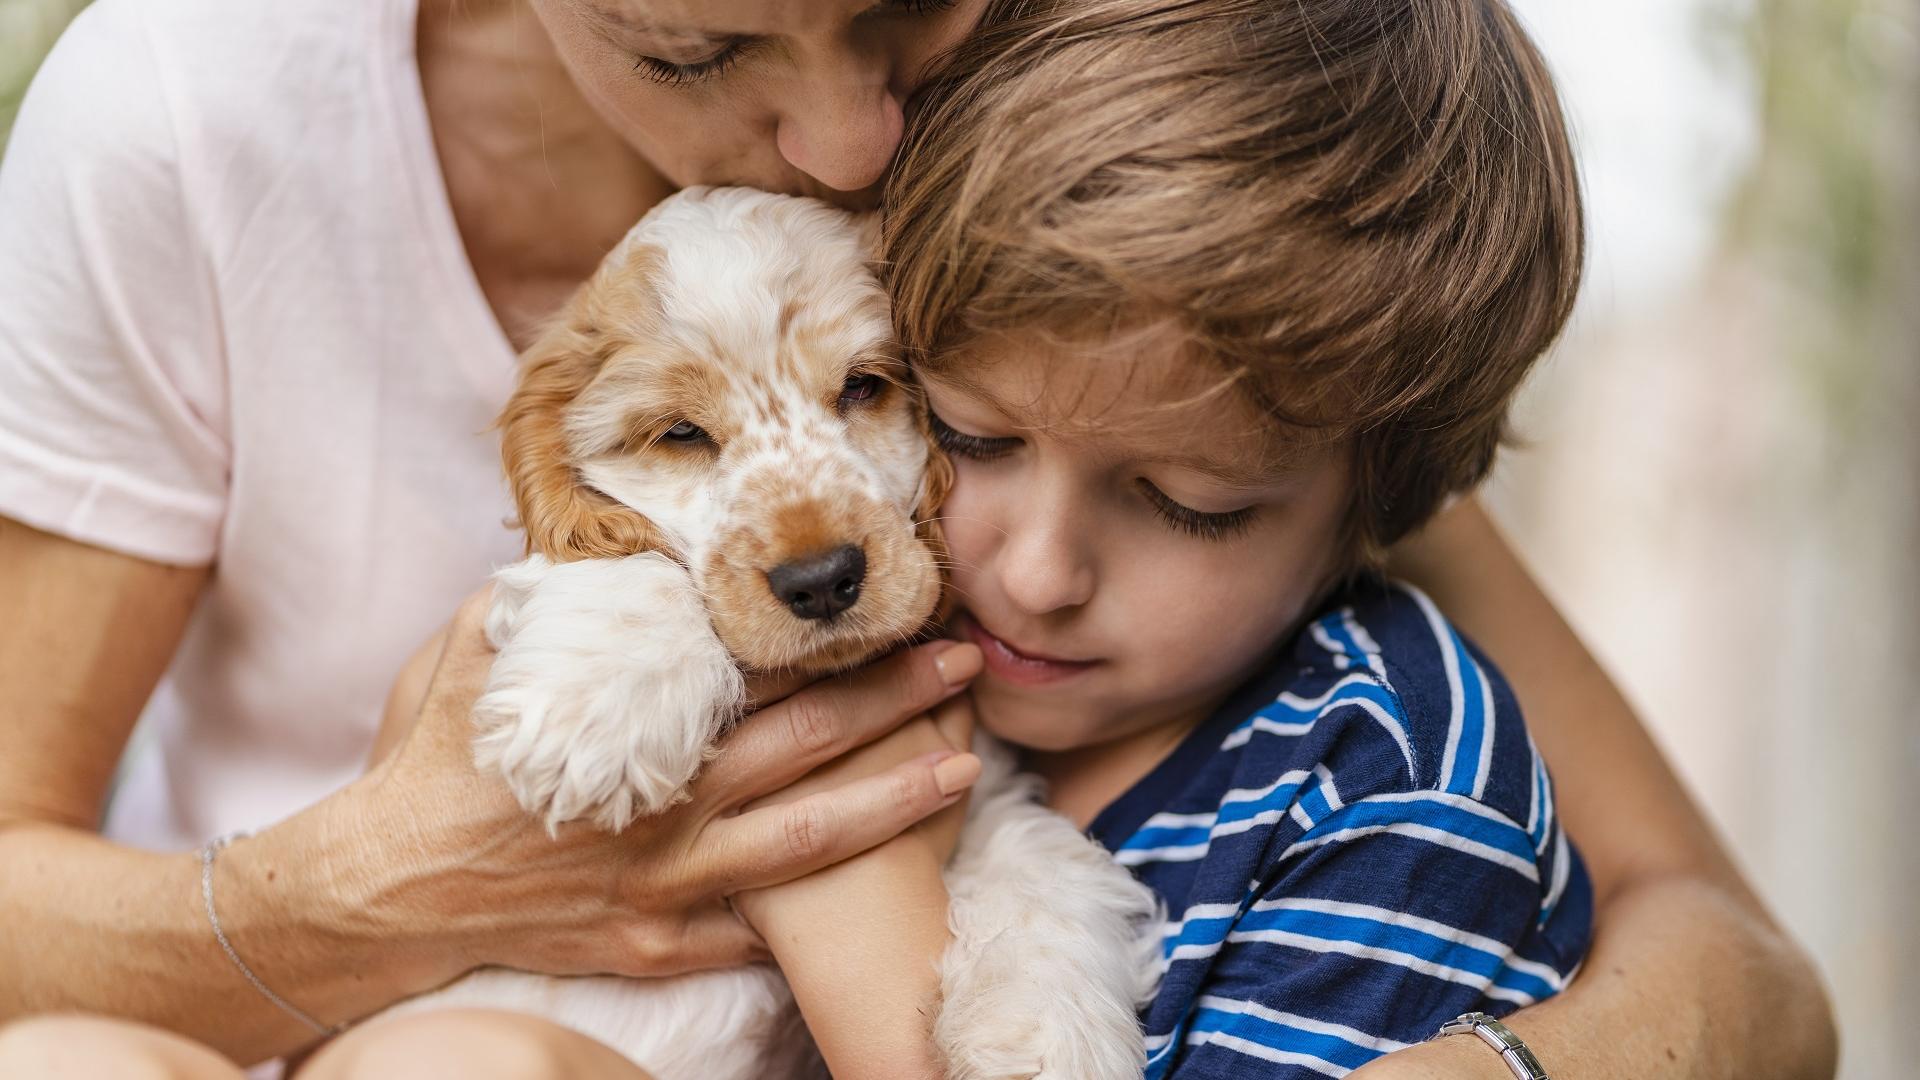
[0,517,985,1067]
[1373,498,1836,1079]
[0,518,435,1062]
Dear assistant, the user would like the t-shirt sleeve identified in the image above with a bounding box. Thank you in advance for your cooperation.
[1160,789,1589,1080]
[0,0,228,565]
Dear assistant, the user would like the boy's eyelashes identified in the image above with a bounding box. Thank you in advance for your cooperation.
[929,411,1259,542]
[1138,480,1258,541]
[929,410,1018,462]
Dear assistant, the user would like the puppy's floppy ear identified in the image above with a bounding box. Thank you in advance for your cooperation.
[497,258,663,562]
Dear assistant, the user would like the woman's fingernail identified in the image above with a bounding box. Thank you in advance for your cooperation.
[934,752,983,796]
[933,642,983,686]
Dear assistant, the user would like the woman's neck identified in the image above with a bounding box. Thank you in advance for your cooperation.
[416,0,674,348]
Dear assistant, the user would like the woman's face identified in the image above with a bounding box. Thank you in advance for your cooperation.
[530,0,990,206]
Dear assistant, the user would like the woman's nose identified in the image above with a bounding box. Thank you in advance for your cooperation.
[774,77,905,193]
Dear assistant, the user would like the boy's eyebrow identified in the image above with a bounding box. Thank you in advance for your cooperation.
[1146,447,1312,490]
[926,367,1316,489]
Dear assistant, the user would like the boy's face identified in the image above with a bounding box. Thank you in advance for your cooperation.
[924,326,1352,753]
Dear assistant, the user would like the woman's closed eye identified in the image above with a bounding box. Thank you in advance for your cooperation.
[930,412,1018,462]
[630,0,962,88]
[632,40,756,86]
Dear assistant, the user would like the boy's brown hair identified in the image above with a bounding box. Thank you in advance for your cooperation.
[885,0,1583,569]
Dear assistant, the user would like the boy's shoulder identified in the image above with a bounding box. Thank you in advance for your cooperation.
[1098,579,1559,883]
[1114,597,1592,1077]
[1273,578,1543,827]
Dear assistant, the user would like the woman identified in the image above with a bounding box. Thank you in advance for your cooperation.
[0,0,1835,1077]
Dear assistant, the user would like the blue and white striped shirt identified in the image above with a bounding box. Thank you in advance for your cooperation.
[1089,581,1592,1079]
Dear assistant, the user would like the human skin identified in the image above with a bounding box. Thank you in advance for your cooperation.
[0,1,1834,1077]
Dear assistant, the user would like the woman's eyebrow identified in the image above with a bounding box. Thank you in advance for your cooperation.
[581,5,731,43]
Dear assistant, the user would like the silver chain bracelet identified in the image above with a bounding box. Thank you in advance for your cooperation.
[1431,1012,1551,1080]
[198,831,343,1038]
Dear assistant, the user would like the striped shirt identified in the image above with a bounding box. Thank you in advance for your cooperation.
[1089,580,1592,1079]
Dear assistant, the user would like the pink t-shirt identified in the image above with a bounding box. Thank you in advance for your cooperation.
[0,0,524,851]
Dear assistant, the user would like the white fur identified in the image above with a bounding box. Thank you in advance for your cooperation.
[937,739,1166,1080]
[385,188,1161,1079]
[472,553,744,832]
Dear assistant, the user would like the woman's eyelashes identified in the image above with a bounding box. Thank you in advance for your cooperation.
[632,40,754,86]
[630,0,961,87]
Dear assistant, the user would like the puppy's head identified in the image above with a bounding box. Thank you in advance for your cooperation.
[500,187,947,672]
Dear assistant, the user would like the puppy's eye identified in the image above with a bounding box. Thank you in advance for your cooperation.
[840,373,882,405]
[663,420,708,442]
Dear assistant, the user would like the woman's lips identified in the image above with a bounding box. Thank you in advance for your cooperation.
[959,614,1100,687]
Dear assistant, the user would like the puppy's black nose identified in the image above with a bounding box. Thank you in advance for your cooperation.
[766,545,866,621]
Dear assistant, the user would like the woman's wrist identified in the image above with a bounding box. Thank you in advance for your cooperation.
[214,780,468,1026]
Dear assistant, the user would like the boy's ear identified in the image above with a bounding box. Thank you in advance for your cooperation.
[913,402,956,548]
[915,434,959,625]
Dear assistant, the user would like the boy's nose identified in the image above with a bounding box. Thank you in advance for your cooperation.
[767,545,867,620]
[997,522,1096,616]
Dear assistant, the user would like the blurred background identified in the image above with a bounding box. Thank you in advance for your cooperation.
[4,0,1915,1075]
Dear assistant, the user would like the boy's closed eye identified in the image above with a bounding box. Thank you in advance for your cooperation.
[928,409,1260,542]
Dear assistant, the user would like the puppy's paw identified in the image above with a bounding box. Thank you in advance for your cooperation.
[471,553,745,833]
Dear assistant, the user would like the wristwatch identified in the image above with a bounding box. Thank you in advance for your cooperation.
[1431,1012,1551,1080]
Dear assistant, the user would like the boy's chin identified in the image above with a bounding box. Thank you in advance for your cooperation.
[972,688,1098,753]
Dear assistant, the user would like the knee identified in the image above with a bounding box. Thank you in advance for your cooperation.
[299,1009,588,1080]
[0,1014,245,1080]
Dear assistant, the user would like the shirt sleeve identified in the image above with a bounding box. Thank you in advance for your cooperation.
[0,0,228,565]
[1160,789,1589,1080]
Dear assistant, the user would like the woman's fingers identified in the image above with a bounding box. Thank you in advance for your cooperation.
[741,667,814,708]
[642,905,771,976]
[930,692,977,751]
[703,641,982,806]
[369,624,452,768]
[393,586,498,764]
[706,749,982,894]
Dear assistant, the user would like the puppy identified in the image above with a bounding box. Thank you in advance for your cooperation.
[380,188,1160,1080]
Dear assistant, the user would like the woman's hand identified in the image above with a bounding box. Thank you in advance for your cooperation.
[334,588,986,991]
[726,691,979,933]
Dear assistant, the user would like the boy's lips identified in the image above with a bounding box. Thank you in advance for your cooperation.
[958,614,1100,687]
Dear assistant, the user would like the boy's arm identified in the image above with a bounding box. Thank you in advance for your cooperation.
[733,830,956,1079]
[729,696,979,1080]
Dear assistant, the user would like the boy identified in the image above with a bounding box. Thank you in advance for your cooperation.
[876,0,1593,1075]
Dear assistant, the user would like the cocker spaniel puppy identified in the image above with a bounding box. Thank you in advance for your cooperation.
[379,188,1158,1080]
